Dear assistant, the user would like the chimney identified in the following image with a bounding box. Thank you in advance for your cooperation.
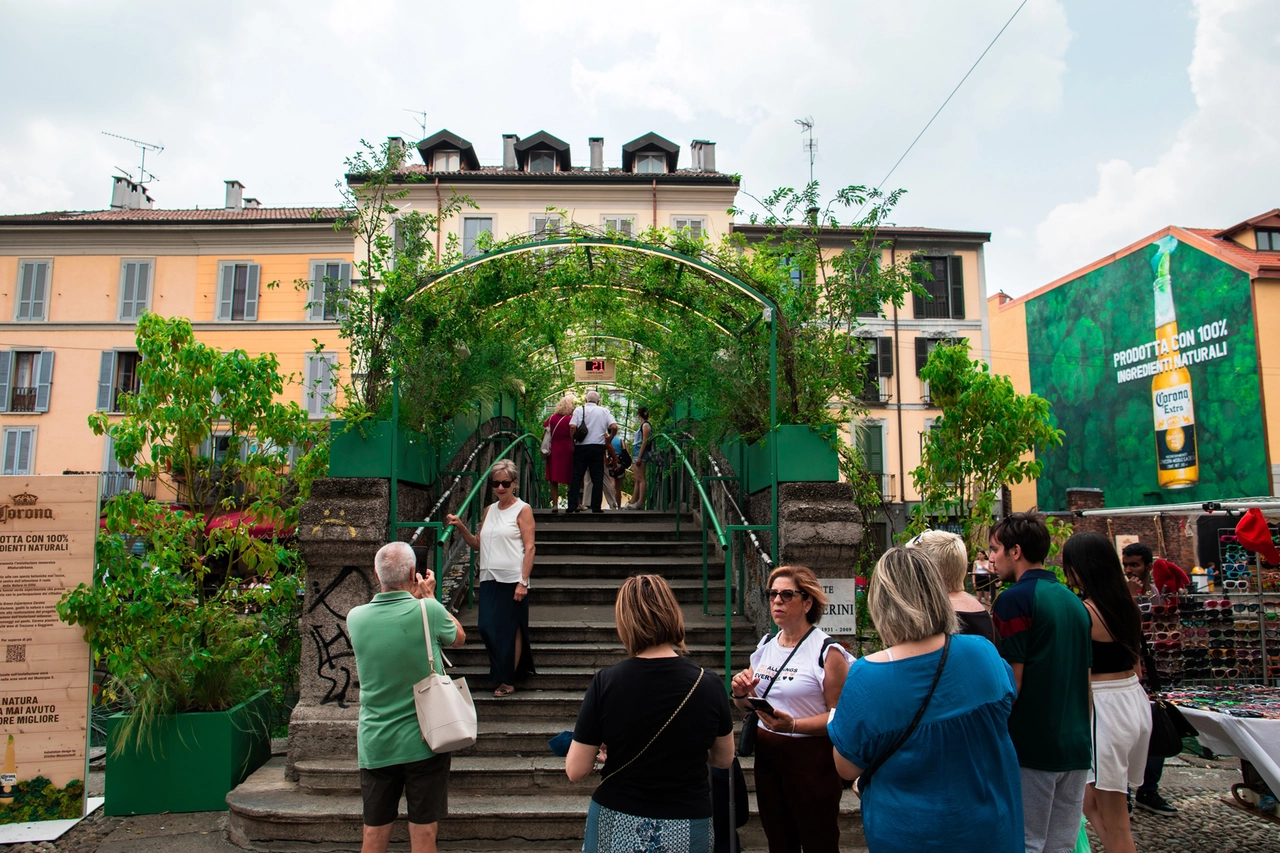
[690,140,716,172]
[110,176,153,210]
[387,136,406,167]
[502,134,519,171]
[243,198,260,209]
[225,180,245,210]
[589,137,604,171]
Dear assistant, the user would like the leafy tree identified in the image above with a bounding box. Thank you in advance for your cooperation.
[906,342,1064,555]
[57,314,328,752]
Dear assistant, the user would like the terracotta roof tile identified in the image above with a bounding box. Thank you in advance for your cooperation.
[0,207,341,225]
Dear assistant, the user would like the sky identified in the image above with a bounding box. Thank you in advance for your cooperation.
[1,0,1277,297]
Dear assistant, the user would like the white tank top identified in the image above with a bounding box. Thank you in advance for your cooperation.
[478,498,527,584]
[748,628,856,738]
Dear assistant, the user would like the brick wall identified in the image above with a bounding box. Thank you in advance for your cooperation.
[1056,487,1200,569]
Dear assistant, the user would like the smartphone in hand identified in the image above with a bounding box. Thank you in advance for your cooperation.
[747,697,775,715]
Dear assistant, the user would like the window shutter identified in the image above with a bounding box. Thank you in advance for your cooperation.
[863,425,884,474]
[0,350,9,414]
[30,263,47,320]
[14,430,32,474]
[96,351,115,411]
[305,356,320,416]
[318,355,336,415]
[949,256,965,320]
[16,265,33,320]
[915,338,931,375]
[135,261,150,315]
[218,264,234,320]
[244,264,260,321]
[121,263,137,320]
[338,263,352,318]
[877,337,894,377]
[622,219,633,238]
[2,432,17,475]
[34,351,54,413]
[309,264,325,321]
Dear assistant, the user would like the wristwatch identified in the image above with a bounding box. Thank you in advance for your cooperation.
[518,578,530,588]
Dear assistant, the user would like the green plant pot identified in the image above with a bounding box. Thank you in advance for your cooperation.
[104,690,272,815]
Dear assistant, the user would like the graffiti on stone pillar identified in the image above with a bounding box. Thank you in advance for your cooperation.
[308,566,373,707]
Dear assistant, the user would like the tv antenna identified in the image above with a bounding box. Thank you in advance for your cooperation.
[102,131,163,184]
[795,117,816,185]
[403,109,429,140]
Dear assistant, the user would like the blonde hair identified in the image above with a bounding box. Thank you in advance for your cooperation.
[767,565,828,624]
[614,574,687,656]
[910,530,969,593]
[553,395,577,416]
[868,547,957,646]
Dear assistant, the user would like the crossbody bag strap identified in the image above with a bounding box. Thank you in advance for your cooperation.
[602,667,704,782]
[420,599,441,677]
[860,633,951,788]
[759,626,817,701]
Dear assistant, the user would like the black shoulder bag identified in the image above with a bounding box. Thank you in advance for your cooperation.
[738,626,816,757]
[856,633,951,795]
[572,406,589,443]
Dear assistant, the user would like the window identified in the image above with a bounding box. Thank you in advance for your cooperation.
[533,215,562,239]
[1258,229,1280,251]
[635,153,666,174]
[603,216,635,238]
[912,256,965,320]
[432,150,460,172]
[305,352,337,418]
[528,151,556,173]
[0,349,54,413]
[2,428,35,475]
[672,217,704,240]
[858,423,884,474]
[14,261,49,321]
[97,351,142,413]
[119,260,152,320]
[779,255,804,289]
[216,262,260,321]
[463,218,493,258]
[859,337,894,402]
[308,262,352,321]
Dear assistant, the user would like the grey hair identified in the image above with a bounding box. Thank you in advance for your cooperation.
[374,541,416,591]
[491,458,519,486]
[909,530,969,593]
[868,547,957,646]
[585,390,601,403]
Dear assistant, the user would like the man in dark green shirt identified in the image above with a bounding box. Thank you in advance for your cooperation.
[348,542,465,853]
[991,513,1092,853]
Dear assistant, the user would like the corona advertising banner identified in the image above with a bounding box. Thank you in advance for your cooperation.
[1025,237,1267,510]
[0,476,95,825]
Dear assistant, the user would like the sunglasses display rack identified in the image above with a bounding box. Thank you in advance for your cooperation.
[1159,684,1280,719]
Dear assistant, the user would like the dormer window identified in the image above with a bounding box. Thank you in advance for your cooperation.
[529,151,556,173]
[1257,229,1280,251]
[635,153,666,174]
[433,150,461,172]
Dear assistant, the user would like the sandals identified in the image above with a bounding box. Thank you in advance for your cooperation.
[493,685,515,697]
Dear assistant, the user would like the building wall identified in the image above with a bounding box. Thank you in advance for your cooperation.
[1253,277,1280,494]
[989,297,1038,511]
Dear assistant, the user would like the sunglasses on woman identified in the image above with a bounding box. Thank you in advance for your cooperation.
[765,589,809,602]
[489,479,514,488]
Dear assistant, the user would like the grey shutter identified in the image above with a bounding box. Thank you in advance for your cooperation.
[691,219,703,240]
[338,263,352,319]
[30,263,47,320]
[2,431,17,475]
[244,264,260,321]
[309,264,325,321]
[34,350,54,413]
[16,265,33,320]
[877,337,895,377]
[96,351,115,411]
[135,261,150,316]
[318,355,335,415]
[121,263,137,320]
[915,338,931,375]
[949,256,965,320]
[0,350,9,413]
[218,264,235,320]
[14,430,32,474]
[305,356,321,416]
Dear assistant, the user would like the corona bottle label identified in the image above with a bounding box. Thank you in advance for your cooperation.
[1150,237,1199,488]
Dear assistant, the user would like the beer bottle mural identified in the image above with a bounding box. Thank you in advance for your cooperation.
[1150,236,1199,488]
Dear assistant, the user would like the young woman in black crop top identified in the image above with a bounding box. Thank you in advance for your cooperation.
[1063,533,1148,853]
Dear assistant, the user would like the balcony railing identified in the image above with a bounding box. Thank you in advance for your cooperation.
[870,472,897,502]
[9,387,36,412]
[858,386,891,405]
[64,470,157,504]
[110,384,140,414]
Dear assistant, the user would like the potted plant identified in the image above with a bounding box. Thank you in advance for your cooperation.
[57,315,328,815]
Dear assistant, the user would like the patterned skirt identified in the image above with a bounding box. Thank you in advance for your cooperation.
[584,799,714,853]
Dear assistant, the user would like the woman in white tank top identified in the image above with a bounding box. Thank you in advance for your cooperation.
[446,458,537,696]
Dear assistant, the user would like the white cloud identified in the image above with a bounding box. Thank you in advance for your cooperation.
[1034,0,1280,278]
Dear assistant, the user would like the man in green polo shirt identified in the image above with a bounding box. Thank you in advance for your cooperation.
[348,541,466,853]
[990,513,1092,853]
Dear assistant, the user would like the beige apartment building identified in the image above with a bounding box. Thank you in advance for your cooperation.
[0,177,350,493]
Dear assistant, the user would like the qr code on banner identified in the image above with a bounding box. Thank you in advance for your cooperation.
[5,645,25,663]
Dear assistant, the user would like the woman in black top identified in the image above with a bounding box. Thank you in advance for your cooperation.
[910,531,998,644]
[567,574,735,853]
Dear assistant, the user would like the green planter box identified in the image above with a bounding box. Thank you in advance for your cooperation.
[745,425,840,494]
[327,420,438,486]
[105,690,272,815]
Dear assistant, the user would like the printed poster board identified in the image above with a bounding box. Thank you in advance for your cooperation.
[0,476,95,824]
[818,578,858,637]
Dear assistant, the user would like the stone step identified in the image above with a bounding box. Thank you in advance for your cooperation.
[533,510,694,525]
[449,642,752,670]
[228,759,865,848]
[534,523,697,542]
[535,540,706,557]
[524,577,721,606]
[469,689,610,722]
[531,554,720,580]
[457,604,756,645]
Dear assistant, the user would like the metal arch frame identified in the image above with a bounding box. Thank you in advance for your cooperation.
[390,237,781,567]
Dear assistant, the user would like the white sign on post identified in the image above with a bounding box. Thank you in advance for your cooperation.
[819,578,858,636]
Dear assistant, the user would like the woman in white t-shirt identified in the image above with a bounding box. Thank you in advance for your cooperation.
[730,566,855,853]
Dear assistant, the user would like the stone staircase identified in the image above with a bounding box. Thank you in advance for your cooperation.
[227,508,864,851]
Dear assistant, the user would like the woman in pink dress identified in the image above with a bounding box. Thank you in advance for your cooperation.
[543,395,577,512]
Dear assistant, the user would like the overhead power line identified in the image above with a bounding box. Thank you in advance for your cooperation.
[874,0,1030,192]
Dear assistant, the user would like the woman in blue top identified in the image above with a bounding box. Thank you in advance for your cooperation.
[828,547,1023,853]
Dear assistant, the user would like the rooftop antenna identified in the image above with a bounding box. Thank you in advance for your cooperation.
[102,131,163,184]
[795,117,816,186]
[403,109,429,141]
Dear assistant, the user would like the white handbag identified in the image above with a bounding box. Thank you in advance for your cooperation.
[413,599,477,753]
